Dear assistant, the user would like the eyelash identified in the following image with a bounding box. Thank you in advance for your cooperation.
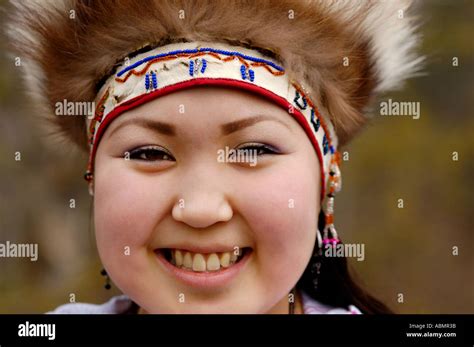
[126,143,279,162]
[235,143,280,156]
[128,146,175,161]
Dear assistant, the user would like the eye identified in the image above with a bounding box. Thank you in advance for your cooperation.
[127,146,175,161]
[235,143,280,156]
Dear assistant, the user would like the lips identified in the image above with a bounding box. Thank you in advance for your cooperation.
[154,247,253,289]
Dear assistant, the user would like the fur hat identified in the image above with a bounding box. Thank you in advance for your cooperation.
[6,0,422,150]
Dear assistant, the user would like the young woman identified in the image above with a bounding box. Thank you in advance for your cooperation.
[6,0,421,314]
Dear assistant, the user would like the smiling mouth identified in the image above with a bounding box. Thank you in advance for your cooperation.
[156,248,252,273]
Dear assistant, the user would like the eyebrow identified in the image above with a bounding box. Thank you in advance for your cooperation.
[221,115,292,135]
[106,114,292,139]
[107,118,176,138]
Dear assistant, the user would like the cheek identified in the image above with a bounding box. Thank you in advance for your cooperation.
[235,157,320,286]
[93,156,170,267]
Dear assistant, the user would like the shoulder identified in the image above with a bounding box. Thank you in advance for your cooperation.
[300,291,362,315]
[47,295,133,314]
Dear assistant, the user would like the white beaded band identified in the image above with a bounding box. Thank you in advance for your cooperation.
[85,41,339,200]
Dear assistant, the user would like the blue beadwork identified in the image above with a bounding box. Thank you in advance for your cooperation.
[330,145,335,155]
[240,65,247,80]
[249,69,255,82]
[118,47,285,77]
[151,71,158,89]
[310,109,320,132]
[145,73,150,90]
[294,91,308,110]
[189,59,207,76]
[240,65,255,82]
[322,135,329,155]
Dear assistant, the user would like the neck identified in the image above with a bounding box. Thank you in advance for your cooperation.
[137,289,304,314]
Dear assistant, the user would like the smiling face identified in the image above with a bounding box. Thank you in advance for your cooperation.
[93,85,320,313]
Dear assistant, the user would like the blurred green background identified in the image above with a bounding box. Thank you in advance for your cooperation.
[0,0,473,313]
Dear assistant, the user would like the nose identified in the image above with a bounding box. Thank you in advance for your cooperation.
[171,171,233,229]
[172,194,233,229]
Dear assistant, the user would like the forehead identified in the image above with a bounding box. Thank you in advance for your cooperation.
[129,85,281,114]
[108,85,296,131]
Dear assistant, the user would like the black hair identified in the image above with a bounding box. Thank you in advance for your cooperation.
[296,210,393,314]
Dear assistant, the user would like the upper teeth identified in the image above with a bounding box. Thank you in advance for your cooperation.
[170,249,244,272]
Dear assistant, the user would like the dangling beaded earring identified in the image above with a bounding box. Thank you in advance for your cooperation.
[311,225,323,284]
[310,149,342,292]
[310,240,322,291]
[84,172,94,196]
[322,149,342,247]
[100,268,111,290]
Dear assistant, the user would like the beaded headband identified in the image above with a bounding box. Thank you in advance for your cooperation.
[85,41,341,201]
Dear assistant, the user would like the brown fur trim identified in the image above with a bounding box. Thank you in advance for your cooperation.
[5,0,421,150]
